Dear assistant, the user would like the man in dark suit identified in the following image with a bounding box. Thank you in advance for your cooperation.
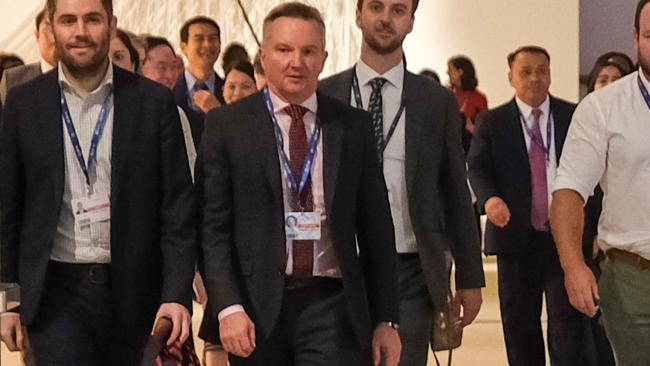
[0,7,58,108]
[320,1,484,365]
[0,0,195,364]
[468,46,582,366]
[197,3,401,366]
[173,16,225,148]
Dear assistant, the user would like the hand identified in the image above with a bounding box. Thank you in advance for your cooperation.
[372,324,401,366]
[485,196,511,227]
[564,262,600,317]
[193,91,221,113]
[219,311,256,358]
[453,288,482,327]
[0,313,24,351]
[152,302,191,346]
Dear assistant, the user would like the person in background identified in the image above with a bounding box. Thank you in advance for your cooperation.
[174,16,224,148]
[578,51,635,366]
[0,54,25,84]
[252,50,266,90]
[110,28,140,73]
[222,60,256,104]
[419,69,441,85]
[221,42,250,74]
[1,7,58,107]
[447,55,487,154]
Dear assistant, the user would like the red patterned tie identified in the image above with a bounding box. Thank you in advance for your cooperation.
[285,104,313,278]
[529,108,549,231]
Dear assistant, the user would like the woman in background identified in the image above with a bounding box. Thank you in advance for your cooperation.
[447,55,487,154]
[109,29,140,73]
[222,60,257,104]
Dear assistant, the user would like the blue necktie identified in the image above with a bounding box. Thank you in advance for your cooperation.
[368,77,388,165]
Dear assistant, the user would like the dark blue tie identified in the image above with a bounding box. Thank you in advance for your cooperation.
[368,77,388,165]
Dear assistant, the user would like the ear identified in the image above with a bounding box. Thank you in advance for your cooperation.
[322,50,329,70]
[180,42,188,56]
[109,16,117,40]
[407,15,415,34]
[355,8,362,29]
[508,70,514,86]
[635,30,640,54]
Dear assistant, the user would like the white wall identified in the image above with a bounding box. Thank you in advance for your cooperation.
[404,0,580,106]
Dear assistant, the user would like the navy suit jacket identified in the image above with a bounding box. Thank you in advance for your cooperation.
[468,96,575,255]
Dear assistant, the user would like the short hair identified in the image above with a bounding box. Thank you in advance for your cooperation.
[263,2,326,44]
[115,28,140,72]
[636,0,650,33]
[225,60,256,82]
[180,16,221,44]
[356,0,419,15]
[35,8,47,31]
[222,43,250,73]
[507,45,550,68]
[449,55,479,91]
[253,50,264,76]
[419,69,440,84]
[47,0,113,19]
[586,52,635,92]
[144,36,175,60]
[0,53,25,81]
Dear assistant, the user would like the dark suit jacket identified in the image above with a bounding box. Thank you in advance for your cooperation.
[319,68,485,311]
[467,97,575,255]
[0,66,196,362]
[196,91,399,348]
[173,71,225,148]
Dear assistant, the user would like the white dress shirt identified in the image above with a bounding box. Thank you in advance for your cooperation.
[353,59,417,253]
[177,107,196,180]
[217,89,340,321]
[515,95,557,208]
[51,63,113,263]
[554,69,650,260]
[40,59,55,74]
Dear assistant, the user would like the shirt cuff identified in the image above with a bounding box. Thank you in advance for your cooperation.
[553,175,592,203]
[0,312,20,318]
[218,304,245,322]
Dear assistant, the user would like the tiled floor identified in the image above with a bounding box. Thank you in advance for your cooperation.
[2,259,552,366]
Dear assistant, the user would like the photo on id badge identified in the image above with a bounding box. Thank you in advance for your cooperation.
[285,212,321,240]
[71,193,111,230]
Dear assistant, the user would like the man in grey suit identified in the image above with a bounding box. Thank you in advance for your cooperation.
[320,0,485,365]
[0,7,58,108]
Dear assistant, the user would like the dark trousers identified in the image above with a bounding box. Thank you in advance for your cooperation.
[396,254,435,366]
[229,278,365,366]
[497,232,582,366]
[27,261,119,366]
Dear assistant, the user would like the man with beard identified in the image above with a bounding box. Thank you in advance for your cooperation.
[198,2,401,365]
[551,0,650,363]
[0,0,196,364]
[320,1,485,365]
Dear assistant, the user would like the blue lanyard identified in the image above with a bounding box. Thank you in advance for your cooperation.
[637,74,650,110]
[352,70,406,153]
[518,109,553,162]
[262,87,320,197]
[60,90,111,193]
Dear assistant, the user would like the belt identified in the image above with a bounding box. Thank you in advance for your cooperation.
[606,249,650,270]
[284,276,342,290]
[48,261,111,284]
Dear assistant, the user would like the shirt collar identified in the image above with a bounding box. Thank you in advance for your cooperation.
[41,59,55,73]
[268,89,318,116]
[58,62,113,97]
[638,67,650,92]
[185,68,216,92]
[515,94,550,120]
[355,58,404,90]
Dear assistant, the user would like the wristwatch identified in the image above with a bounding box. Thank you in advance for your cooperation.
[378,321,400,330]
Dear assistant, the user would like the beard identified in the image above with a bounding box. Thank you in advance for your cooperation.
[55,33,110,80]
[639,50,650,80]
[363,21,406,55]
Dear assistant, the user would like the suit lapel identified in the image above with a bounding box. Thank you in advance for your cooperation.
[38,71,65,199]
[404,73,424,192]
[506,99,532,172]
[550,97,569,163]
[250,94,283,200]
[317,93,344,213]
[110,67,140,205]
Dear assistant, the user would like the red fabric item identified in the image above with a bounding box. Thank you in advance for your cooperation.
[285,104,314,279]
[453,88,488,121]
[155,337,201,366]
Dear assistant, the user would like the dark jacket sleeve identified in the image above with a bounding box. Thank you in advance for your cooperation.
[196,109,243,313]
[467,111,499,214]
[439,92,485,289]
[355,111,400,325]
[158,91,197,309]
[0,90,24,283]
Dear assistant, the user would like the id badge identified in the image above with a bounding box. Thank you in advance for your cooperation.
[71,193,111,230]
[285,212,321,240]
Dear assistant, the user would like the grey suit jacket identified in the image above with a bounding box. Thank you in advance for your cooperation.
[320,67,485,310]
[0,62,42,106]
